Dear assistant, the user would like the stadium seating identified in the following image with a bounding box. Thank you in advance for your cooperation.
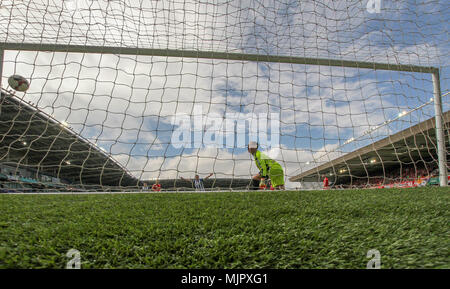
[345,162,449,189]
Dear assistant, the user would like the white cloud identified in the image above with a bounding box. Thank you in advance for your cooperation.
[0,0,447,186]
[115,147,315,189]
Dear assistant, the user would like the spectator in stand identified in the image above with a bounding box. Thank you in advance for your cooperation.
[181,173,214,191]
[323,175,329,189]
[142,182,149,191]
[152,180,161,192]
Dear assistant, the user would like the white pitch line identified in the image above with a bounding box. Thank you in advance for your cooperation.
[4,190,269,195]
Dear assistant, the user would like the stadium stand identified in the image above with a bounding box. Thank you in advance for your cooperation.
[291,111,450,189]
[142,178,253,192]
[0,89,140,192]
[1,89,253,192]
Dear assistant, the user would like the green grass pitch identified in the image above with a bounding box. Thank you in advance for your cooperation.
[0,187,448,268]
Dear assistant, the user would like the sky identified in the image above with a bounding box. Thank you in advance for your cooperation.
[0,0,448,188]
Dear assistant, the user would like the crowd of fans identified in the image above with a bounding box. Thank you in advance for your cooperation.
[2,161,448,193]
[0,168,128,193]
[329,162,449,189]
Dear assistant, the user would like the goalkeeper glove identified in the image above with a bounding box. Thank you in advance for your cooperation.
[259,179,267,189]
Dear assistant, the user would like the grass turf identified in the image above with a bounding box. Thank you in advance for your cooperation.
[0,187,449,268]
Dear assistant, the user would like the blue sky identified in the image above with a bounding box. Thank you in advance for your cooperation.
[0,0,448,186]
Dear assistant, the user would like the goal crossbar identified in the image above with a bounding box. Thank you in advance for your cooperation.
[0,42,438,74]
[0,42,446,187]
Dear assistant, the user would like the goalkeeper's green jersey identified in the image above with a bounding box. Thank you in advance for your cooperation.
[253,150,282,178]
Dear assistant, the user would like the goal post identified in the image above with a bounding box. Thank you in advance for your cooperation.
[0,0,447,191]
[0,43,447,187]
[0,48,3,89]
[432,71,448,187]
[0,42,439,74]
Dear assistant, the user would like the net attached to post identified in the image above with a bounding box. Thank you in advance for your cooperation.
[0,0,448,192]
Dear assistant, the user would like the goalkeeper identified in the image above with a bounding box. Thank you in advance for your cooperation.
[248,141,285,190]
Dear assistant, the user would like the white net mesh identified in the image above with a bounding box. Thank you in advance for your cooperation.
[0,0,448,191]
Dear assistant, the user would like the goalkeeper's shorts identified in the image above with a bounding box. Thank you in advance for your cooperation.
[269,166,284,187]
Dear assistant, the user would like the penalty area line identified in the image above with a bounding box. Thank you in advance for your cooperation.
[4,190,264,195]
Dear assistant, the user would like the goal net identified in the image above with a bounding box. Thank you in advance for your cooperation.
[0,0,448,191]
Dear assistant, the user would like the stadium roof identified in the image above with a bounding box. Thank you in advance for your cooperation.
[290,110,450,183]
[0,89,139,187]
